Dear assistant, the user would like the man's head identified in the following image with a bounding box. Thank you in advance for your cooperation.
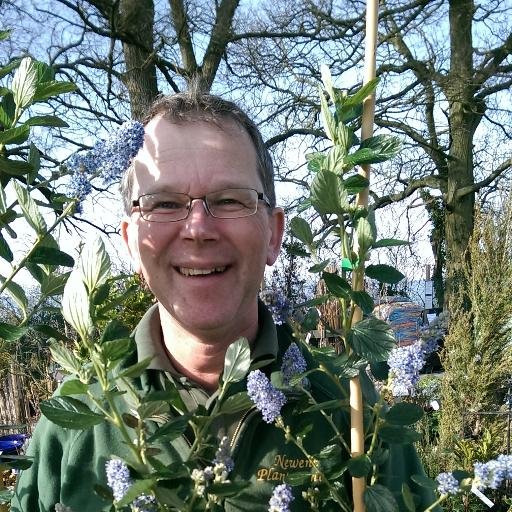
[121,91,277,215]
[121,90,284,341]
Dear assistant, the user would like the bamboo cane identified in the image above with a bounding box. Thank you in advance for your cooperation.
[351,1,379,511]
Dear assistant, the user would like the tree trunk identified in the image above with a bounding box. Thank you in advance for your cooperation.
[443,0,484,310]
[118,0,159,120]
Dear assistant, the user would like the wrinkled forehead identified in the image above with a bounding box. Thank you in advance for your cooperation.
[129,116,260,196]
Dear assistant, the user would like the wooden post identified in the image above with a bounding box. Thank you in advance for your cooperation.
[351,1,379,511]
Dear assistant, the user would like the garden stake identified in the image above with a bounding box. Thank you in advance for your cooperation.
[350,1,378,511]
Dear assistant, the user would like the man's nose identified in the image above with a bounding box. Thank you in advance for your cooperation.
[181,198,218,240]
[187,198,211,218]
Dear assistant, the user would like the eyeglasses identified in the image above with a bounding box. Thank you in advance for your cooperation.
[132,188,271,222]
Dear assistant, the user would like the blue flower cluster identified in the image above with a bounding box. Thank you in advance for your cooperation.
[247,370,287,423]
[105,459,156,511]
[474,454,512,490]
[213,435,234,473]
[67,120,144,210]
[436,472,460,495]
[260,289,292,325]
[281,342,307,386]
[268,483,294,512]
[387,340,436,397]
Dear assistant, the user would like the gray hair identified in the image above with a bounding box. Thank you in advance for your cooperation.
[120,90,276,213]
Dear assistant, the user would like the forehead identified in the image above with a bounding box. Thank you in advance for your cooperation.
[131,117,260,196]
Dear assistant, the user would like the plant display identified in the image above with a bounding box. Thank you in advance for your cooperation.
[2,33,512,512]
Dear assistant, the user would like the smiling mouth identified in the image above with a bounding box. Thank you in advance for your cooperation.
[177,266,227,276]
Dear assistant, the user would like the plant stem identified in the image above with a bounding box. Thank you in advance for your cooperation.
[0,199,77,296]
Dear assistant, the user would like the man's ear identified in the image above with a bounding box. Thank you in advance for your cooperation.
[121,218,142,274]
[267,207,285,266]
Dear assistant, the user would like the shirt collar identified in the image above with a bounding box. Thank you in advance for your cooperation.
[134,301,279,374]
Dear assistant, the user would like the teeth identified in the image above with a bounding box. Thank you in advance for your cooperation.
[179,267,226,276]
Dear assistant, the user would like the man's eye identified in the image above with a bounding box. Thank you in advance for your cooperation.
[214,197,245,208]
[152,201,185,210]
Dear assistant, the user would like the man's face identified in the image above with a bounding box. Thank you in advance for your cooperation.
[122,117,284,338]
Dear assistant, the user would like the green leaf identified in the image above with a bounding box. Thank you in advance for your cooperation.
[356,216,375,258]
[365,264,405,285]
[351,290,374,314]
[101,338,134,362]
[344,174,369,195]
[0,30,11,42]
[318,444,342,459]
[359,134,401,162]
[348,317,395,362]
[27,142,41,184]
[385,402,424,426]
[222,337,251,384]
[369,361,389,381]
[340,79,379,114]
[378,425,422,444]
[61,270,93,340]
[372,238,409,248]
[402,483,416,512]
[0,92,15,126]
[24,115,69,127]
[147,414,191,442]
[33,80,77,102]
[27,246,75,267]
[117,479,154,508]
[41,272,70,297]
[208,481,251,497]
[296,295,329,308]
[0,322,27,341]
[32,324,69,342]
[310,170,348,215]
[0,454,33,471]
[305,151,326,173]
[116,356,153,378]
[301,307,320,331]
[285,471,312,485]
[79,238,110,293]
[289,216,314,245]
[303,399,347,413]
[218,392,252,414]
[153,486,186,509]
[347,454,372,478]
[0,232,13,262]
[13,180,47,233]
[138,400,169,421]
[40,396,104,429]
[0,275,28,316]
[0,124,30,145]
[0,181,6,214]
[364,484,399,512]
[326,145,348,173]
[101,319,131,343]
[11,57,38,110]
[92,282,110,305]
[319,86,336,142]
[0,157,33,176]
[59,379,88,396]
[49,342,81,374]
[322,272,351,299]
[320,65,336,102]
[308,260,330,273]
[0,59,21,81]
[410,473,437,490]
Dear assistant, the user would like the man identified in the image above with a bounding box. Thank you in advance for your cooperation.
[12,91,432,511]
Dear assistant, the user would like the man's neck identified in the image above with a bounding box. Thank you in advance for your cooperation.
[158,304,258,392]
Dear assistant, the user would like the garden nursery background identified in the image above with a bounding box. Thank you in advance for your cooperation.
[1,0,512,511]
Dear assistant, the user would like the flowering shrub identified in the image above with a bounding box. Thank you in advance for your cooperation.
[3,53,512,512]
